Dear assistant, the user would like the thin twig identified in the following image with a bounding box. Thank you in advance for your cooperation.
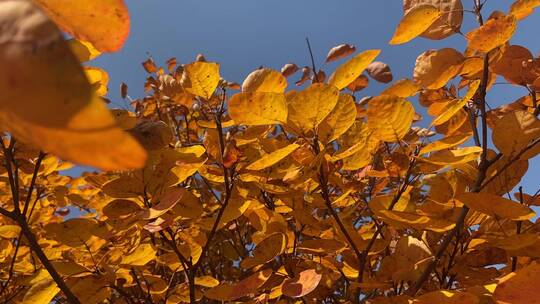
[305,37,319,83]
[22,152,46,217]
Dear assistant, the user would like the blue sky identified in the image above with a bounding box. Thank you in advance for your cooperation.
[88,0,540,196]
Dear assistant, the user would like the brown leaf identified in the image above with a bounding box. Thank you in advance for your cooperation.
[142,58,158,73]
[325,43,356,63]
[281,63,300,77]
[295,66,312,86]
[366,61,393,83]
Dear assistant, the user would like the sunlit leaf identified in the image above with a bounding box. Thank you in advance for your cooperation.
[286,83,339,134]
[389,4,442,45]
[121,243,156,266]
[328,49,381,90]
[510,0,540,20]
[466,14,517,53]
[419,132,472,154]
[413,48,464,89]
[492,110,540,160]
[246,143,300,170]
[456,192,535,221]
[22,276,59,304]
[229,92,287,126]
[403,0,464,40]
[242,67,287,93]
[367,95,414,142]
[181,61,220,99]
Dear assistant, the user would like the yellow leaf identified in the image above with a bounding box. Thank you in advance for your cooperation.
[0,1,146,170]
[413,48,464,89]
[220,198,252,225]
[50,261,92,277]
[242,68,287,93]
[493,262,540,304]
[421,146,482,165]
[246,143,300,170]
[332,136,370,161]
[181,62,220,99]
[456,192,535,221]
[84,67,109,97]
[381,78,420,98]
[431,99,467,126]
[286,83,339,134]
[389,4,442,45]
[121,243,156,266]
[318,94,357,143]
[419,132,472,154]
[241,233,286,268]
[335,122,379,170]
[414,290,479,304]
[328,49,381,90]
[68,39,101,62]
[403,0,464,40]
[34,0,130,52]
[228,92,288,126]
[378,209,455,232]
[0,240,13,262]
[367,95,415,142]
[171,158,207,186]
[0,225,21,239]
[369,193,413,213]
[483,155,529,196]
[510,0,540,20]
[195,276,220,288]
[22,277,59,304]
[492,110,540,160]
[466,14,517,53]
[430,80,480,127]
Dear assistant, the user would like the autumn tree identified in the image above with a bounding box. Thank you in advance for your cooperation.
[1,0,540,303]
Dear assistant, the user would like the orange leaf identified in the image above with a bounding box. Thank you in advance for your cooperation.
[34,0,130,52]
[282,269,322,298]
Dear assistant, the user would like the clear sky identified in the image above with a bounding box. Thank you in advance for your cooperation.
[88,0,540,197]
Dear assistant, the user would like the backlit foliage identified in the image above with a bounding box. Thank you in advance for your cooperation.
[1,0,540,303]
